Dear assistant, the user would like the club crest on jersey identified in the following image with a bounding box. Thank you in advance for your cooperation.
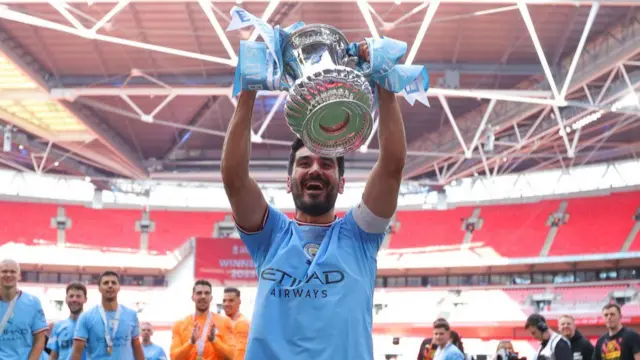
[303,243,319,260]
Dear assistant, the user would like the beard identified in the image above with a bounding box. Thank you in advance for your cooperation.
[69,306,83,315]
[292,175,339,217]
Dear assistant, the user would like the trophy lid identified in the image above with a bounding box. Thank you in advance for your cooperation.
[285,24,349,51]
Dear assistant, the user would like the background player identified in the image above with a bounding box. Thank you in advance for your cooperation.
[48,282,88,360]
[140,322,167,360]
[0,258,48,360]
[221,287,249,360]
[71,271,144,360]
[170,280,235,360]
[221,43,406,359]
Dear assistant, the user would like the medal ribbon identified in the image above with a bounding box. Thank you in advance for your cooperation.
[195,312,213,356]
[99,305,121,354]
[0,291,19,334]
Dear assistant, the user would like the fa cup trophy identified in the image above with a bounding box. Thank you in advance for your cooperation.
[282,25,374,156]
[227,7,430,156]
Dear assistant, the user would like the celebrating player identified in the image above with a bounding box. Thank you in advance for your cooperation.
[71,271,144,360]
[48,282,88,360]
[221,44,406,359]
[0,258,48,360]
[221,287,249,360]
[171,280,235,360]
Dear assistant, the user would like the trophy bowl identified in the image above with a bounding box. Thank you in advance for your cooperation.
[282,24,374,157]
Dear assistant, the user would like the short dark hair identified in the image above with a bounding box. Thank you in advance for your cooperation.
[192,280,212,293]
[433,318,450,331]
[98,271,120,285]
[287,137,345,177]
[525,313,546,330]
[224,287,241,297]
[603,303,621,314]
[66,282,87,297]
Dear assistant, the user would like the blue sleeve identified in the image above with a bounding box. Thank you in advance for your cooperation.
[31,297,48,334]
[158,347,168,360]
[47,323,60,352]
[74,313,89,341]
[237,204,289,270]
[343,209,385,259]
[130,311,140,339]
[448,349,465,360]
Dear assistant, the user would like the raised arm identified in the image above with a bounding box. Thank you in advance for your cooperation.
[221,90,269,232]
[362,87,406,219]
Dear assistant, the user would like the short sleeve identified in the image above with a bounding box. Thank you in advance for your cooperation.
[130,311,140,339]
[74,313,90,341]
[158,347,168,360]
[627,330,640,355]
[592,338,602,360]
[31,298,48,334]
[237,204,289,269]
[47,324,60,352]
[344,204,386,259]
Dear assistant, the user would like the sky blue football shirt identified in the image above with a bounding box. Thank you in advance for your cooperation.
[0,291,49,359]
[74,305,140,360]
[239,204,385,360]
[48,317,85,360]
[142,343,167,360]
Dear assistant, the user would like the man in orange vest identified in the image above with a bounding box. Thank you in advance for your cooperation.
[171,280,235,360]
[221,288,250,360]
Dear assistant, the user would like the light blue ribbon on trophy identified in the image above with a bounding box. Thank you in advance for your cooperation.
[227,6,303,97]
[348,38,430,107]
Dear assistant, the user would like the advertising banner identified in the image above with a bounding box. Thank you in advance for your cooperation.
[194,237,257,284]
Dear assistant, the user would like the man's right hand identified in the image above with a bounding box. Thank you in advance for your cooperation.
[190,322,202,344]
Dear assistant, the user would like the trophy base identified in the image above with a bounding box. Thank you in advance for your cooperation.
[301,99,373,157]
[285,66,374,157]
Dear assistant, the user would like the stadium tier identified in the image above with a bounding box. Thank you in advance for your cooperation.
[1,189,639,256]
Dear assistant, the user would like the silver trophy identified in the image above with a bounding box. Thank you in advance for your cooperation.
[282,25,374,157]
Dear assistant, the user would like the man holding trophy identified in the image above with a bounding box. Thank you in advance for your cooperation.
[221,7,429,360]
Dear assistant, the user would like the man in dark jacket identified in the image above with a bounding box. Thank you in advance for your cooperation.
[558,315,594,360]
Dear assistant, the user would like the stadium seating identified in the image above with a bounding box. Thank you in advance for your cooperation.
[549,192,640,256]
[389,207,474,249]
[471,201,561,257]
[1,189,639,255]
[0,200,227,252]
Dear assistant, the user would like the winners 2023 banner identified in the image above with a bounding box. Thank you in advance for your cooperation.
[194,237,257,284]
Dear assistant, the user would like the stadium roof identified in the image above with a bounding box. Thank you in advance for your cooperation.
[0,0,638,188]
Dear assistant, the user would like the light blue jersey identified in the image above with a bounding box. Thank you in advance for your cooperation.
[0,291,49,359]
[74,305,140,360]
[239,205,385,360]
[142,343,167,360]
[48,317,85,360]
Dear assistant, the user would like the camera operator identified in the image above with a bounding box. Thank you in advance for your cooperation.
[558,315,593,360]
[525,314,572,360]
[418,338,436,360]
[494,340,526,360]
